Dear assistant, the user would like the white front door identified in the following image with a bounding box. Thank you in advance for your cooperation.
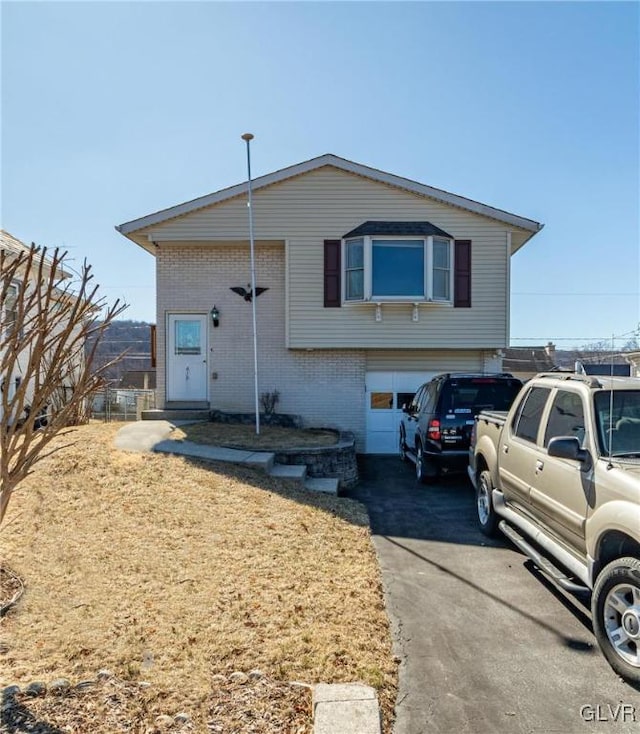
[167,314,208,402]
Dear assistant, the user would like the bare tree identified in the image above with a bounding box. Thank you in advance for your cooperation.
[1,243,127,526]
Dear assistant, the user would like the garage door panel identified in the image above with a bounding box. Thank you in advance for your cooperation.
[365,371,437,454]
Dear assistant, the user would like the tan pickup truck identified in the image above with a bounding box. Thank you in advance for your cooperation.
[468,371,640,684]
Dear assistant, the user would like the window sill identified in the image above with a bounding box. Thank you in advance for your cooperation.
[342,299,453,306]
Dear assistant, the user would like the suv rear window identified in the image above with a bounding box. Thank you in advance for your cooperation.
[438,378,522,414]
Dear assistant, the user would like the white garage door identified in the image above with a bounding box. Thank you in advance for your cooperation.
[365,371,437,454]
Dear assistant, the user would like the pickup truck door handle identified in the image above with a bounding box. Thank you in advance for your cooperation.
[536,460,544,473]
[502,445,509,454]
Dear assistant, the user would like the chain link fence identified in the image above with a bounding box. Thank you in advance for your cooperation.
[91,385,156,422]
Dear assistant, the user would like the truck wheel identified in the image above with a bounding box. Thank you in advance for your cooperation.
[476,470,499,537]
[399,428,407,462]
[592,557,640,684]
[415,443,437,484]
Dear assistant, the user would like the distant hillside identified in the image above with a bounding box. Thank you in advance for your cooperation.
[87,319,153,382]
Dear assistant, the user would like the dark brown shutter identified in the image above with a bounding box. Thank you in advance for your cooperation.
[324,239,341,307]
[454,240,472,308]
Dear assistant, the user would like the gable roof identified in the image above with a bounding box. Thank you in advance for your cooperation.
[1,229,33,256]
[116,153,544,240]
[1,229,71,278]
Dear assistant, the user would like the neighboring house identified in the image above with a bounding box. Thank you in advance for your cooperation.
[116,154,543,452]
[502,342,557,381]
[626,352,640,378]
[0,229,77,424]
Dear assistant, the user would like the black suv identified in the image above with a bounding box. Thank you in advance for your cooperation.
[399,373,522,482]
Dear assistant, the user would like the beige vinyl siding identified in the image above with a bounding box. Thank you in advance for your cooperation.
[141,166,528,350]
[365,350,484,372]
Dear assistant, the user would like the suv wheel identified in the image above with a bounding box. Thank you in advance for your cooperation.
[415,442,437,484]
[399,429,407,462]
[592,556,640,684]
[476,470,499,537]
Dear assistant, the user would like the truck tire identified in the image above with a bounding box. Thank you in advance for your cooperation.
[592,556,640,684]
[415,442,437,484]
[476,470,499,538]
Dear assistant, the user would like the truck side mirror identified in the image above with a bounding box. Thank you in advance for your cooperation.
[548,436,590,464]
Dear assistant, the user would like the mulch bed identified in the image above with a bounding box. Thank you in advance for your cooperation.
[1,673,312,733]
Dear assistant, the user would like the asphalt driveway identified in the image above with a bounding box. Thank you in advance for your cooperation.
[347,457,640,734]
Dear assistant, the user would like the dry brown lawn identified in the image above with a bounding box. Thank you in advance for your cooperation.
[174,423,338,451]
[1,422,397,732]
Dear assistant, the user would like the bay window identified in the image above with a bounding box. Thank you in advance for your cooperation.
[344,235,454,303]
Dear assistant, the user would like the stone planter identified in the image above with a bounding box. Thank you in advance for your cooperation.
[209,410,303,429]
[274,432,358,490]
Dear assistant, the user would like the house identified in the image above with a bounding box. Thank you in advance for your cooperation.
[503,342,557,381]
[0,230,77,425]
[116,154,543,453]
[625,352,640,378]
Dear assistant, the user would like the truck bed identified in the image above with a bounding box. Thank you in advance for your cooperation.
[476,409,508,426]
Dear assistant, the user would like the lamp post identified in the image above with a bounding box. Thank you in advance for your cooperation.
[242,132,260,435]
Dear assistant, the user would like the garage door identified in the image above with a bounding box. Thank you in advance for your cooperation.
[365,371,437,454]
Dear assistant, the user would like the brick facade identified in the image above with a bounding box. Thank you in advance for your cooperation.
[156,244,367,447]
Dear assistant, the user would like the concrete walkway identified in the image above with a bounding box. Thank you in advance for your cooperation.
[113,421,339,494]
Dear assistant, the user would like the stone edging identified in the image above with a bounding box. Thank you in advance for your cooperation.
[1,669,192,726]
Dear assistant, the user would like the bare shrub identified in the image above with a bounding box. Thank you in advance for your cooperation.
[0,243,126,526]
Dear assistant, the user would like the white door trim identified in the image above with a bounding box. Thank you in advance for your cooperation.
[166,313,209,403]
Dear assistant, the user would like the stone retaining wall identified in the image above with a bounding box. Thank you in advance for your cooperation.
[274,432,358,490]
[210,410,303,429]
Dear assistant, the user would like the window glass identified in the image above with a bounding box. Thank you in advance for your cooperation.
[433,239,451,300]
[345,239,364,301]
[372,240,424,297]
[439,378,522,414]
[397,392,415,411]
[370,392,393,410]
[513,387,551,443]
[544,391,586,447]
[175,320,201,355]
[410,386,426,413]
[594,390,640,456]
[346,239,364,268]
[346,270,364,300]
[423,382,439,414]
[2,284,18,336]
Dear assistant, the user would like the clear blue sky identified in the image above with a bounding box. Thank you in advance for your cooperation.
[2,1,638,349]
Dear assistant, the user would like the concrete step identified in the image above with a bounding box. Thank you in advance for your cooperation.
[269,463,307,485]
[304,477,339,495]
[142,409,210,422]
[244,452,275,472]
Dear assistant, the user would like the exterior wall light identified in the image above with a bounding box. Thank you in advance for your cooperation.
[210,305,220,327]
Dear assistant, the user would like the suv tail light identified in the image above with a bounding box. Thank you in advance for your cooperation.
[427,418,441,441]
[470,421,477,448]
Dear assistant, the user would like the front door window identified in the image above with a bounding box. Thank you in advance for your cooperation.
[175,320,202,355]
